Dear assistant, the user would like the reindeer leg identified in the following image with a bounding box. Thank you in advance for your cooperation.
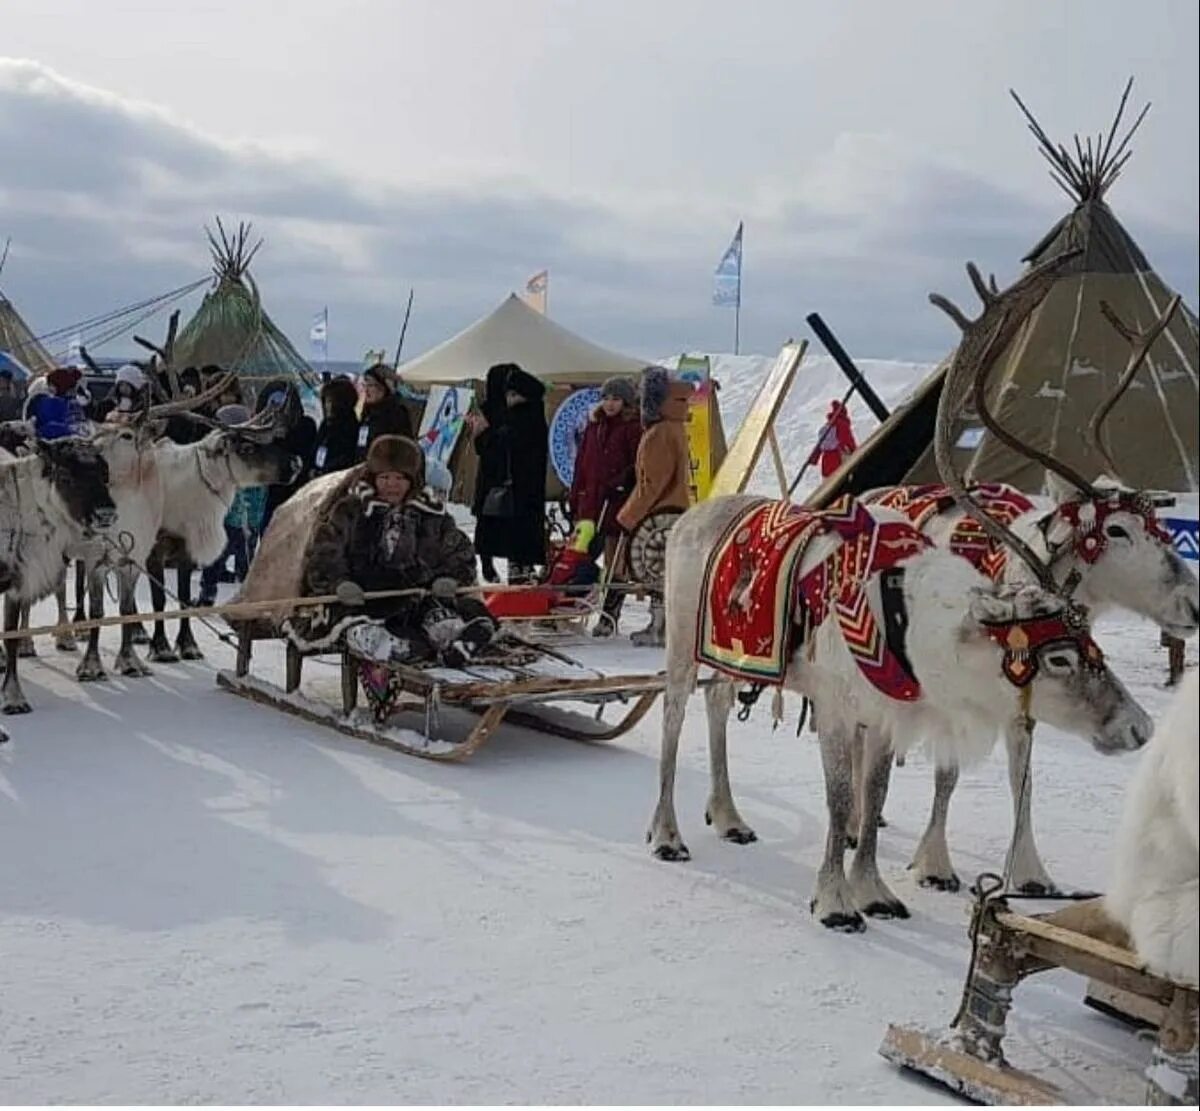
[909,762,962,892]
[113,566,151,677]
[811,723,865,932]
[849,728,909,918]
[1003,718,1058,895]
[16,601,36,658]
[125,551,148,644]
[76,567,108,682]
[2,597,32,714]
[647,667,696,862]
[701,680,757,844]
[846,735,863,849]
[147,552,178,663]
[175,560,204,661]
[54,565,77,653]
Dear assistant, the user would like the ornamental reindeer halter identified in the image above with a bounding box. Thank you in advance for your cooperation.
[1048,491,1173,566]
[979,601,1106,689]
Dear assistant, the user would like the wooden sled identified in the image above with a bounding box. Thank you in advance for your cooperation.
[216,625,665,763]
[879,893,1199,1105]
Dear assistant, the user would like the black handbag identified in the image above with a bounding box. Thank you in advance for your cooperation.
[481,481,515,519]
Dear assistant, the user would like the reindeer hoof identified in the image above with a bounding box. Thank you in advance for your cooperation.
[818,910,866,933]
[2,700,32,716]
[129,625,150,646]
[148,644,179,664]
[722,828,758,845]
[116,656,152,678]
[16,640,36,659]
[918,874,961,893]
[177,643,204,662]
[652,842,691,862]
[75,661,108,683]
[55,637,78,654]
[863,899,910,920]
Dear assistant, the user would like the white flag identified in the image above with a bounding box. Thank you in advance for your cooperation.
[524,269,548,314]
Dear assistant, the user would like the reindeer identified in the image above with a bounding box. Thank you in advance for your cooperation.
[1105,668,1197,986]
[67,386,300,679]
[139,412,299,664]
[857,292,1198,895]
[645,253,1154,932]
[1,438,117,723]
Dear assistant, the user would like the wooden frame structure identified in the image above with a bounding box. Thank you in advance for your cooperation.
[879,895,1198,1105]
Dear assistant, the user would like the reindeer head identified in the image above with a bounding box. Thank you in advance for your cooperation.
[198,423,300,489]
[930,250,1152,755]
[1041,470,1199,638]
[39,438,118,534]
[961,582,1150,754]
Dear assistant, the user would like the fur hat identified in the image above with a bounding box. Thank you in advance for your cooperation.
[115,364,146,389]
[600,376,636,408]
[366,434,425,484]
[47,366,82,395]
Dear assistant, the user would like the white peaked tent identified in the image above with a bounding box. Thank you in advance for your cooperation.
[399,294,647,385]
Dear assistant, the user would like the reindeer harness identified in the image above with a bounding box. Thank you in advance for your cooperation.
[697,497,929,701]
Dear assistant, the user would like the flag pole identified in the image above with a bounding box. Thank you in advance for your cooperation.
[734,223,742,354]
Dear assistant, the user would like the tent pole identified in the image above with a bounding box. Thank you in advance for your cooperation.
[393,288,415,370]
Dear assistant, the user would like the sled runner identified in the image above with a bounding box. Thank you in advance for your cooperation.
[879,886,1198,1105]
[216,628,665,762]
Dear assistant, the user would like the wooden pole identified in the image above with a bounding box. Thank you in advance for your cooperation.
[4,580,636,642]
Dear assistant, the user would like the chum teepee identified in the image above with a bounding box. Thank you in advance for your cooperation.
[812,79,1199,506]
[169,220,320,400]
[0,288,56,379]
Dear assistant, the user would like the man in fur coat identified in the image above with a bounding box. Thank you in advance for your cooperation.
[299,435,496,667]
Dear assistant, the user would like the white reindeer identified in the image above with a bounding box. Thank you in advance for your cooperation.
[68,397,299,680]
[1,438,117,721]
[1106,668,1198,986]
[646,253,1154,931]
[861,294,1198,895]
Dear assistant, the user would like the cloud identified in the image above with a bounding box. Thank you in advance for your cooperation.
[1,58,1195,367]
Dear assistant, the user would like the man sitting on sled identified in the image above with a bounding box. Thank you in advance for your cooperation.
[300,435,498,669]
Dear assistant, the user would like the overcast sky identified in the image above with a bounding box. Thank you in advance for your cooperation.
[2,0,1197,366]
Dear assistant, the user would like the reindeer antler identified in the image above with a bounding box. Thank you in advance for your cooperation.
[931,249,1100,500]
[1088,295,1182,479]
[931,250,1082,592]
[141,370,237,420]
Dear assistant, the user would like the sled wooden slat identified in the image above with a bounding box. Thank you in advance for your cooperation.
[879,1025,1062,1106]
[880,896,1199,1105]
[1084,979,1167,1029]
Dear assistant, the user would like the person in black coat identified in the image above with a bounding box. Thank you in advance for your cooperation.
[501,365,549,579]
[467,363,513,582]
[466,363,548,583]
[314,376,361,476]
[256,378,317,534]
[357,363,413,458]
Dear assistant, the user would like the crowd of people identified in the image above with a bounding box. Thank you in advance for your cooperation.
[3,353,715,658]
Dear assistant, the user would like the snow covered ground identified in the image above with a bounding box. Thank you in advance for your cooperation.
[1,585,1194,1103]
[2,353,1197,1103]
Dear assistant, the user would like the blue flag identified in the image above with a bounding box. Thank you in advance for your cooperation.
[713,221,743,307]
